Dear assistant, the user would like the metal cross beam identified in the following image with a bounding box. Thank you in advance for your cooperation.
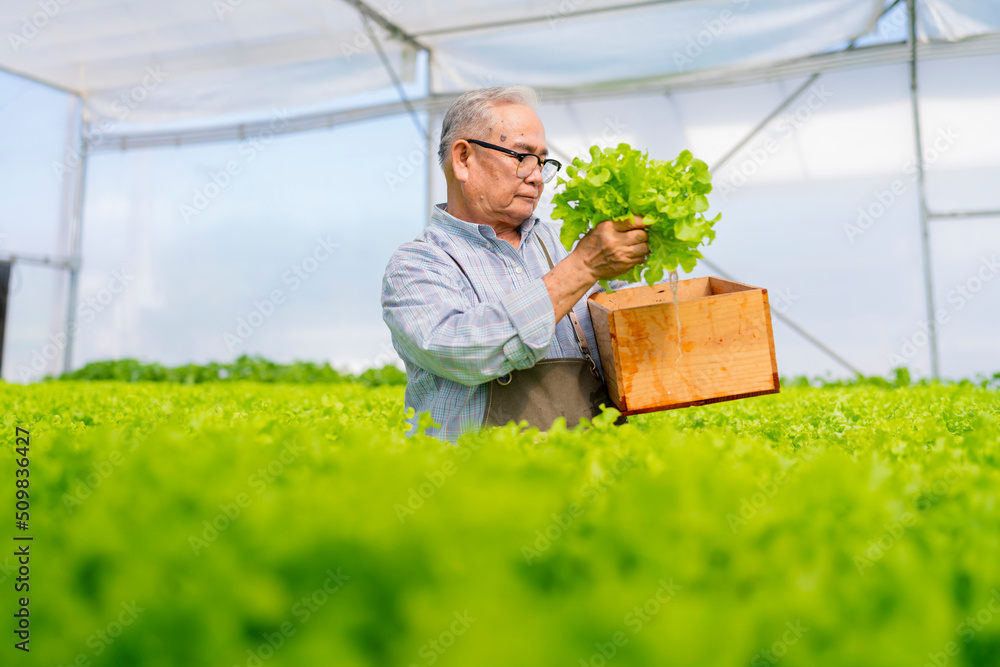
[359,12,428,140]
[0,253,74,269]
[710,0,903,172]
[339,0,430,53]
[699,258,862,376]
[928,210,1000,220]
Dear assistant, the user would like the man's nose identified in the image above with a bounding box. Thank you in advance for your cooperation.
[523,162,544,184]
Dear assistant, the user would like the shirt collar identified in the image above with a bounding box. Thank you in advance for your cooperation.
[430,203,538,245]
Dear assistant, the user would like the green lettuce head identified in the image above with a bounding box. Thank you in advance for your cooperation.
[551,143,720,287]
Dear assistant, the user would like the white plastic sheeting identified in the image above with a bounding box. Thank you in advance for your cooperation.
[0,0,966,126]
[420,0,884,91]
[0,0,415,123]
[919,0,1000,41]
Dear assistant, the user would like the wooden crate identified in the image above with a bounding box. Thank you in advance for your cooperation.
[587,276,779,415]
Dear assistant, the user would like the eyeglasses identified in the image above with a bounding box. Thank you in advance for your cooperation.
[465,139,562,183]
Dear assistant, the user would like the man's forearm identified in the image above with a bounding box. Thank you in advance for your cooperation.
[542,217,649,319]
[542,251,598,322]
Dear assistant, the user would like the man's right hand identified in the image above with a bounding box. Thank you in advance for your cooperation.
[542,215,649,323]
[572,216,649,282]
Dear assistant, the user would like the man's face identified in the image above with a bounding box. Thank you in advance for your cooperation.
[458,104,548,229]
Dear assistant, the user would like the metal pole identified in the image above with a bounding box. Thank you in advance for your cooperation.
[907,0,940,378]
[426,51,436,228]
[711,73,821,173]
[0,253,73,269]
[63,106,89,375]
[426,109,436,227]
[0,261,11,377]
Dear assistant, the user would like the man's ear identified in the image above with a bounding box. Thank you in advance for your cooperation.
[451,140,472,183]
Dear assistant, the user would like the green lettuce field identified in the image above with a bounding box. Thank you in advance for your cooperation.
[2,362,999,666]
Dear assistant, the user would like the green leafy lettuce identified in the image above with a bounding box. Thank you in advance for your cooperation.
[551,143,720,285]
[5,370,1000,666]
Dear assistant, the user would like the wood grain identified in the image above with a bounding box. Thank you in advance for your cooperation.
[587,277,780,415]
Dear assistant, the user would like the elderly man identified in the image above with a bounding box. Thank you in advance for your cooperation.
[382,86,648,441]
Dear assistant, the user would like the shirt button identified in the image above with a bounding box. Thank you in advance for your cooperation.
[515,267,522,274]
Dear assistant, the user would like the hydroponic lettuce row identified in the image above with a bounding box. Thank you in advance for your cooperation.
[55,354,406,386]
[551,143,720,286]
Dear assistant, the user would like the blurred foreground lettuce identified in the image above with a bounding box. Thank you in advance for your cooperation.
[2,378,999,666]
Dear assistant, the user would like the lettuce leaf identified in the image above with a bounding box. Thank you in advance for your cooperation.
[551,144,720,287]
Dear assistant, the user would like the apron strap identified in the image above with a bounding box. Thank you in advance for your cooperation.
[534,235,600,379]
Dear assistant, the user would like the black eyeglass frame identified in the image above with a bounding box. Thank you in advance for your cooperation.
[464,139,562,182]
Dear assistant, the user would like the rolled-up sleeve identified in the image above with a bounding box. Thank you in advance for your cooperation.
[381,243,555,387]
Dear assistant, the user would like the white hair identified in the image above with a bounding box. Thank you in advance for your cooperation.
[437,86,539,167]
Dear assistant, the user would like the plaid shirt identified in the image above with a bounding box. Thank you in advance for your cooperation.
[381,204,632,442]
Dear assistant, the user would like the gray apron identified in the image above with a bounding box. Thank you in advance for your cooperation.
[482,236,624,431]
